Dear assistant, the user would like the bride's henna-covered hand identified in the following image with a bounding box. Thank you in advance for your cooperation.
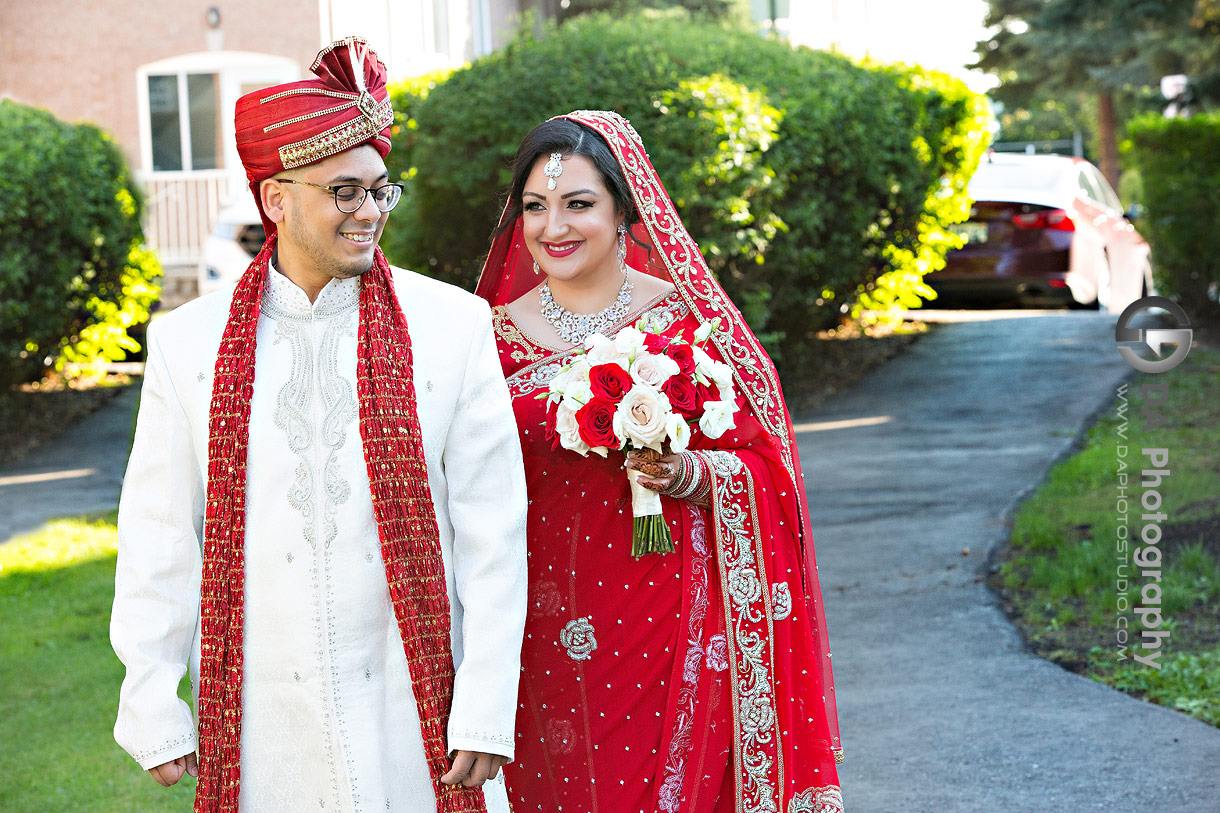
[625,449,711,509]
[625,448,678,491]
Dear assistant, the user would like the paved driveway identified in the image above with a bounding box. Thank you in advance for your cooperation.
[799,310,1220,811]
[0,386,137,544]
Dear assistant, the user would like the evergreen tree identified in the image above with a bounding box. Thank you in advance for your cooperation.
[974,0,1220,184]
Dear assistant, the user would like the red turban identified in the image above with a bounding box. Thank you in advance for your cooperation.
[234,37,394,235]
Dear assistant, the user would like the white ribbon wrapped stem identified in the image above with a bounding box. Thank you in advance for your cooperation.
[627,468,664,519]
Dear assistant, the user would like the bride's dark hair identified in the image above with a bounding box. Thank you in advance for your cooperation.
[494,117,638,238]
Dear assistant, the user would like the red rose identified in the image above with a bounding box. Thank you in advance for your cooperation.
[543,399,562,450]
[693,380,717,414]
[575,398,621,449]
[662,374,698,418]
[643,332,670,353]
[588,363,632,403]
[665,342,696,376]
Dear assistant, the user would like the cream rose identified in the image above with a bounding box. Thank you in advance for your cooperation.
[698,398,736,439]
[555,402,592,456]
[630,352,679,388]
[615,384,672,450]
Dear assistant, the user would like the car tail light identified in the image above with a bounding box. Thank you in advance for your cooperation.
[1012,208,1075,231]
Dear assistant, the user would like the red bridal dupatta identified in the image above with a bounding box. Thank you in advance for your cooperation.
[476,110,842,813]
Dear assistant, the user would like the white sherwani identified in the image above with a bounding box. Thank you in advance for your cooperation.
[111,265,527,812]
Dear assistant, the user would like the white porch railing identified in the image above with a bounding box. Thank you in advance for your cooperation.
[138,170,241,267]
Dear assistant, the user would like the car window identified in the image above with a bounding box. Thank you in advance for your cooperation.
[1088,166,1123,211]
[1076,169,1102,203]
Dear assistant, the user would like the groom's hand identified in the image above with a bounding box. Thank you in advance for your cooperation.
[149,751,198,786]
[441,750,509,787]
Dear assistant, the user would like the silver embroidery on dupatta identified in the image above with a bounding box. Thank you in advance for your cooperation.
[658,503,712,811]
[639,291,689,333]
[706,450,782,813]
[559,617,598,661]
[510,360,568,398]
[771,582,792,621]
[788,786,844,813]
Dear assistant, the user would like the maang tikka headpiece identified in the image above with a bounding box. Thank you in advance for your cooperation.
[544,153,563,190]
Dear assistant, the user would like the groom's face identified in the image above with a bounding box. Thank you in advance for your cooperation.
[268,145,390,282]
[521,153,624,286]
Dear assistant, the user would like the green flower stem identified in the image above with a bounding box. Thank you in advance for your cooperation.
[632,514,674,558]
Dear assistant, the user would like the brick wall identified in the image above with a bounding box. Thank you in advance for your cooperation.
[0,0,319,171]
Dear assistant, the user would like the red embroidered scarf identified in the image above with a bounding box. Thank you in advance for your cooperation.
[195,235,485,813]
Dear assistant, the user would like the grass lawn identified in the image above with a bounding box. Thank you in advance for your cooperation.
[0,513,197,811]
[991,345,1220,726]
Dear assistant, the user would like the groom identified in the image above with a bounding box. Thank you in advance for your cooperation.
[110,38,527,812]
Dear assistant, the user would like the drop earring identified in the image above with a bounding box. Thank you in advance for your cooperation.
[617,223,627,273]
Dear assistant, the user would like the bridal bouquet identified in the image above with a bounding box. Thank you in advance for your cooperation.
[542,316,738,556]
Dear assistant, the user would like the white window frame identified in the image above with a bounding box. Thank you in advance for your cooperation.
[471,0,493,57]
[136,51,299,175]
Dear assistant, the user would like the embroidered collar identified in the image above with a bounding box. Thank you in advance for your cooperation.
[263,261,361,321]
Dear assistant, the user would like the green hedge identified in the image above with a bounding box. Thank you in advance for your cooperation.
[1128,113,1220,327]
[0,100,161,389]
[381,12,989,365]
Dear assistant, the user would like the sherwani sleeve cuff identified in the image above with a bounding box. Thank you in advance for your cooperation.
[447,729,515,762]
[127,729,199,771]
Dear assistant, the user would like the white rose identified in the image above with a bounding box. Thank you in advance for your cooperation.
[666,413,691,453]
[561,379,594,411]
[630,352,680,388]
[693,318,718,344]
[612,326,648,360]
[585,334,629,369]
[691,344,717,384]
[549,357,592,397]
[698,399,736,439]
[707,359,735,395]
[555,402,591,455]
[615,384,672,450]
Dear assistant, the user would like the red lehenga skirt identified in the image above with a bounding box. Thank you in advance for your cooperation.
[493,293,842,813]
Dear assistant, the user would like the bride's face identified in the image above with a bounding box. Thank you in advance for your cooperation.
[521,153,623,287]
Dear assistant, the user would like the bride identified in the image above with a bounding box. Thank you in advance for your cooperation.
[475,110,843,813]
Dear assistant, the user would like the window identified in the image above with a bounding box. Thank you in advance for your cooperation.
[1087,166,1123,212]
[147,72,221,172]
[1076,169,1103,204]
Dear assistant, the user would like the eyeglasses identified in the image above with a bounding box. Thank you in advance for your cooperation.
[278,178,404,214]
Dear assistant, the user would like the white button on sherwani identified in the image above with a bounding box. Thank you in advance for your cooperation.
[111,265,527,812]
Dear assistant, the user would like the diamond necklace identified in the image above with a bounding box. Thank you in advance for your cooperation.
[539,274,634,344]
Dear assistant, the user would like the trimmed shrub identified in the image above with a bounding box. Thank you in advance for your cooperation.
[0,100,161,389]
[1127,113,1220,327]
[383,68,454,273]
[382,13,989,365]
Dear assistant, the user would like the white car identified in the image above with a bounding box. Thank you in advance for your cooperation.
[927,153,1154,312]
[198,195,265,297]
